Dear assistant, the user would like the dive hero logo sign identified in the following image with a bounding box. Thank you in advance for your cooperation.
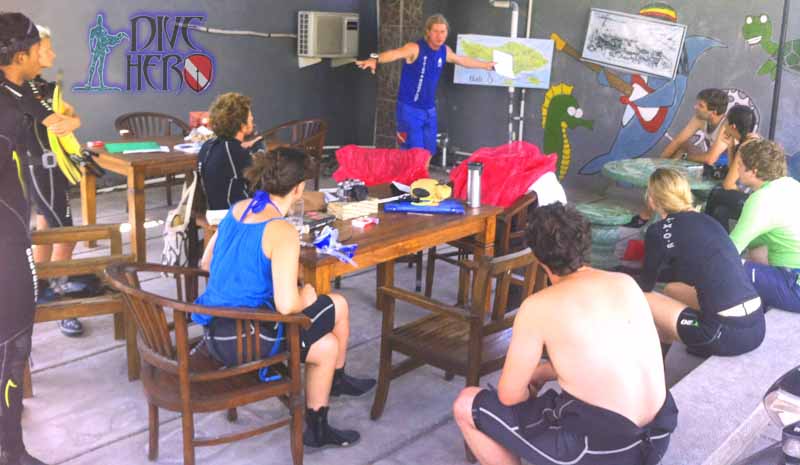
[73,12,215,94]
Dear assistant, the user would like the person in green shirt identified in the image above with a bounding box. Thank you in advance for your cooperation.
[730,139,800,312]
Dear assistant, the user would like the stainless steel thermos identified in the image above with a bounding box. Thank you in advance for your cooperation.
[467,162,483,208]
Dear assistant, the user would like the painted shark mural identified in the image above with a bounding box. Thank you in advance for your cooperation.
[551,2,726,175]
[551,31,724,175]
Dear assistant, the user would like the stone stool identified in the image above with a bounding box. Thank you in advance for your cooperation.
[574,202,635,270]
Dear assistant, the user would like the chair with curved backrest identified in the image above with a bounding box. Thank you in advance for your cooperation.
[261,119,328,190]
[371,249,548,460]
[425,192,539,304]
[114,112,191,206]
[105,263,309,465]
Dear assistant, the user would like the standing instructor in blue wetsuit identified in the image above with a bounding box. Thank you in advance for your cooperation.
[356,14,494,154]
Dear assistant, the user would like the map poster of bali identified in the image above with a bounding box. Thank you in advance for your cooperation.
[454,34,554,89]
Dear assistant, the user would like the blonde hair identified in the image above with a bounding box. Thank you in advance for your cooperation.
[36,24,51,39]
[646,168,695,214]
[425,14,449,32]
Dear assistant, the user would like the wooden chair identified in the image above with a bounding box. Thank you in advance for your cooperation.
[23,224,136,397]
[425,192,538,304]
[115,112,191,206]
[261,119,328,190]
[105,263,310,465]
[370,249,548,421]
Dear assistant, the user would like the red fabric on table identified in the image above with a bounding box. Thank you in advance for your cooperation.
[623,239,646,262]
[450,141,556,208]
[333,145,431,186]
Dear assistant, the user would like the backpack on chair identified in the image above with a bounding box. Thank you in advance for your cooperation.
[161,173,198,268]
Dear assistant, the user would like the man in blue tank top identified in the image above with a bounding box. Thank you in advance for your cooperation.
[356,14,494,155]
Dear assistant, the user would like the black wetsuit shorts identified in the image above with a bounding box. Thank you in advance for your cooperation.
[204,294,336,364]
[27,163,73,227]
[472,388,678,465]
[676,306,765,357]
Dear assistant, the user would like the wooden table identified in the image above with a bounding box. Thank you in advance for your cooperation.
[300,205,500,300]
[80,136,197,262]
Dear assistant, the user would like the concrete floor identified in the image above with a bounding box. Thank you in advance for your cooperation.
[21,173,736,465]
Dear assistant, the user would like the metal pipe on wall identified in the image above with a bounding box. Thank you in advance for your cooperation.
[490,1,520,144]
[518,0,533,141]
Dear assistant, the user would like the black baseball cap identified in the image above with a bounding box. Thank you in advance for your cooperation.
[0,12,41,65]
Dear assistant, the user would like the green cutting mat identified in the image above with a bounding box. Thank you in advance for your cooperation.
[104,141,161,153]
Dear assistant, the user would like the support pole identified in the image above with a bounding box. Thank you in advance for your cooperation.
[768,0,790,140]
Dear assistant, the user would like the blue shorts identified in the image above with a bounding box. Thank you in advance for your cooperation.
[743,261,800,313]
[396,101,437,155]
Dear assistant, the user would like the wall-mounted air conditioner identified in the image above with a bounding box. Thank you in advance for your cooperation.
[297,11,359,68]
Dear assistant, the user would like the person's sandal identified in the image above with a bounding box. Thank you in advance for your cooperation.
[58,318,84,337]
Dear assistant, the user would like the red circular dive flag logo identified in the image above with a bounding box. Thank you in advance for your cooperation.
[183,54,213,93]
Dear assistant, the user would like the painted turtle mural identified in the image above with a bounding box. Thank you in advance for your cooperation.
[742,13,800,80]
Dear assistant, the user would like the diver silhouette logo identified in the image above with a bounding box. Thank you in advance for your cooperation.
[73,14,129,92]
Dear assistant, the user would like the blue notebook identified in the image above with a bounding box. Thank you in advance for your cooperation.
[383,199,465,215]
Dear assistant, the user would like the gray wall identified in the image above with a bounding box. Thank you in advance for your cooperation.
[774,0,800,157]
[10,1,798,190]
[434,0,795,188]
[11,0,377,145]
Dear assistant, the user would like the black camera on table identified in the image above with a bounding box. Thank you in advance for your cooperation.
[336,179,368,202]
[703,163,729,181]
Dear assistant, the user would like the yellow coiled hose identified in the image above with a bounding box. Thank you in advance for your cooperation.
[46,83,82,184]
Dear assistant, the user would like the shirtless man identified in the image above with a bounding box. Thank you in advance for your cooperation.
[453,203,678,465]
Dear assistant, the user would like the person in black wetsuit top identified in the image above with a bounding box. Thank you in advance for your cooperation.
[198,92,262,211]
[640,168,765,358]
[0,11,51,465]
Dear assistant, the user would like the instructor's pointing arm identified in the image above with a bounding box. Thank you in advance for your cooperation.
[355,43,419,74]
[445,45,495,70]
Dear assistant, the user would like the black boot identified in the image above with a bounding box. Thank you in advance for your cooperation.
[0,450,49,465]
[303,407,360,448]
[330,367,376,397]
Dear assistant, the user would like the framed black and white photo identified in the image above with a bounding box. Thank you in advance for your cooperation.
[581,8,688,80]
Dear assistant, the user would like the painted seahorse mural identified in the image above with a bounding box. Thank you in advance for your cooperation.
[541,83,594,179]
[742,13,800,80]
[551,3,724,175]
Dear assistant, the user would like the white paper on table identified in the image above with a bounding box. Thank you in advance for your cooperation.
[492,50,515,79]
[122,146,170,154]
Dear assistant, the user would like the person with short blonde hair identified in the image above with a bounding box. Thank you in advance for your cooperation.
[25,22,86,337]
[730,139,800,312]
[355,14,494,155]
[645,167,695,213]
[640,168,765,358]
[424,13,449,32]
